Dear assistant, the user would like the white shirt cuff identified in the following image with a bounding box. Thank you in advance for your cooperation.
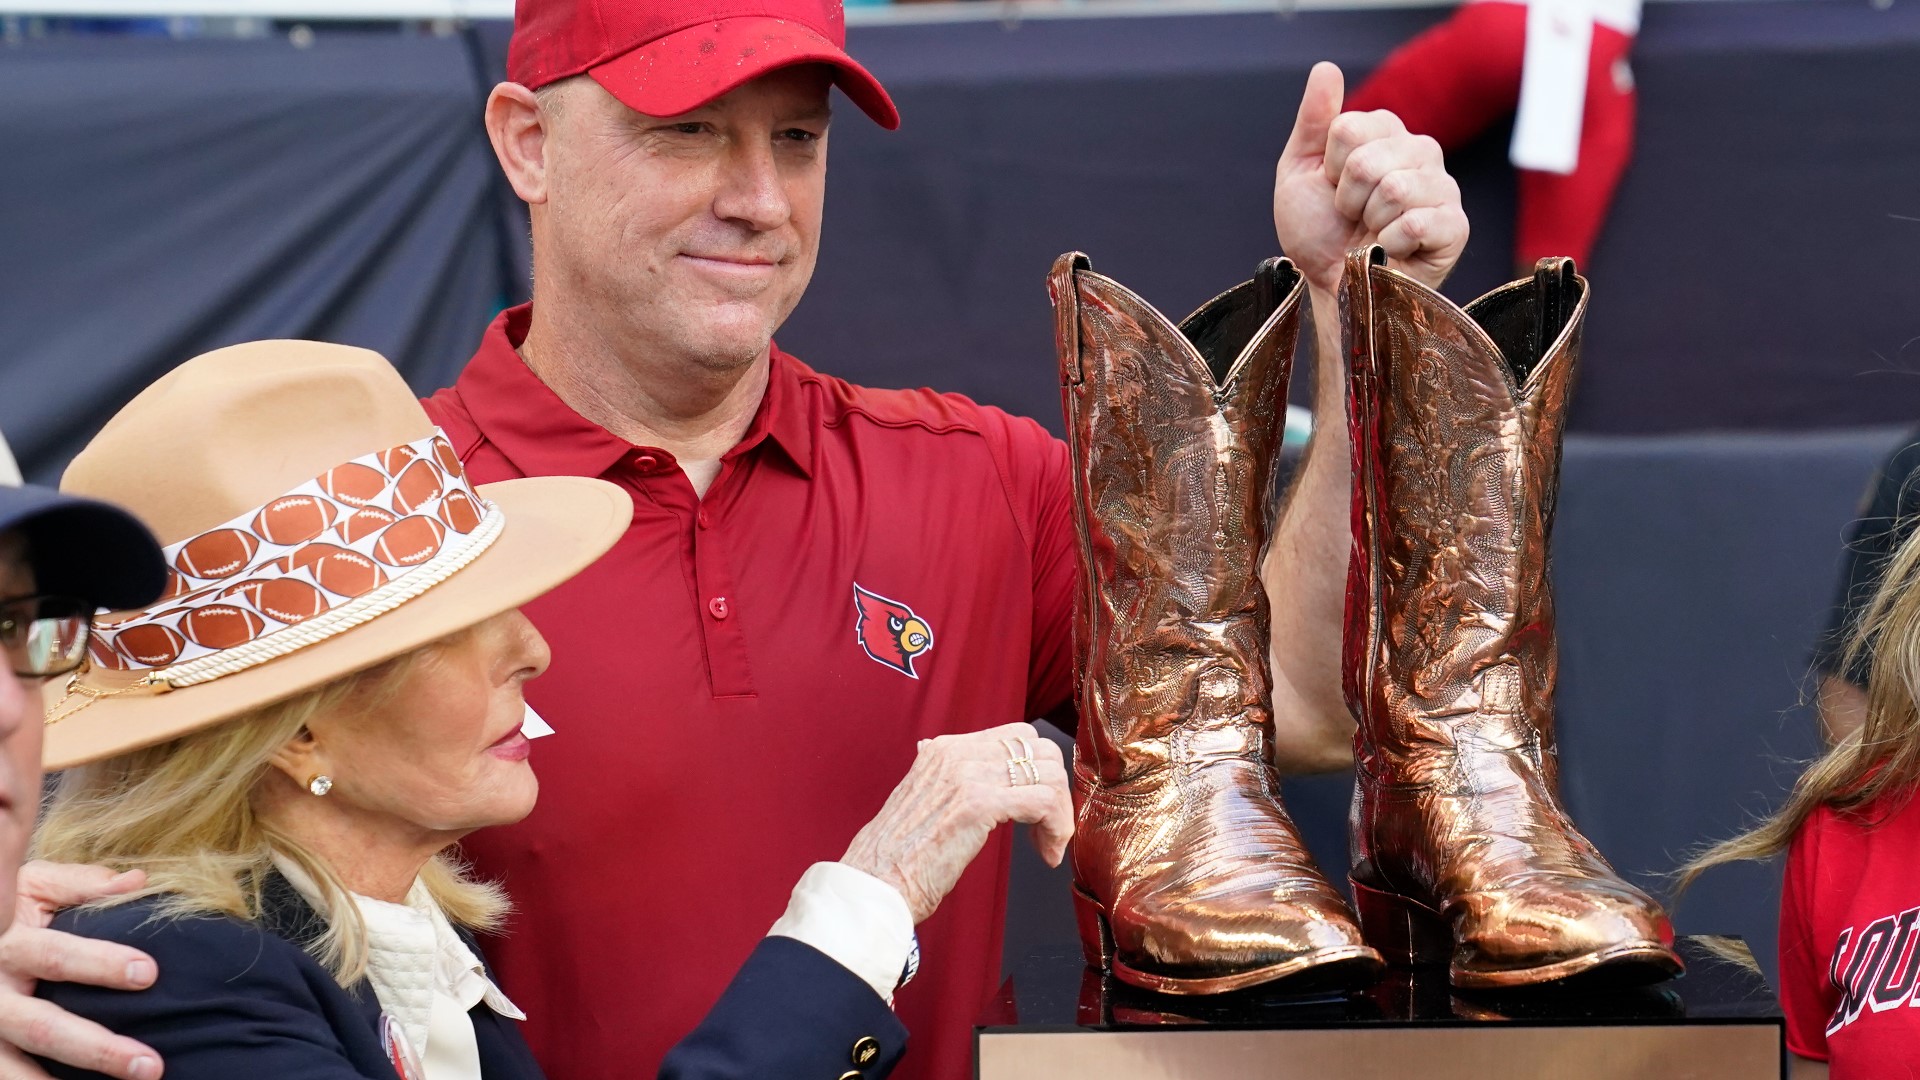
[767,862,915,1005]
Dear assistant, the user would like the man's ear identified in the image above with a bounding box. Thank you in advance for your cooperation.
[267,726,325,789]
[486,81,551,206]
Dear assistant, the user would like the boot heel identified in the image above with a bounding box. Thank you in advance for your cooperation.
[1352,879,1451,969]
[1072,884,1116,972]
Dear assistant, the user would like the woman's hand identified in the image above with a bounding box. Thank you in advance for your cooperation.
[841,723,1072,924]
[0,862,161,1080]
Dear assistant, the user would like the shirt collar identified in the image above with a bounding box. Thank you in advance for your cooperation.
[454,305,813,479]
[269,854,525,1025]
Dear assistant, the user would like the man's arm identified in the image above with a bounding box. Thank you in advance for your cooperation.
[0,864,160,1080]
[1260,288,1362,774]
[1263,62,1470,773]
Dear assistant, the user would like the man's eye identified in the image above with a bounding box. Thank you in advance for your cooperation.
[778,128,820,144]
[669,122,707,135]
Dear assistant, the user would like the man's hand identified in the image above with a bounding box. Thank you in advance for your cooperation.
[0,862,161,1080]
[1273,61,1469,295]
[841,723,1072,924]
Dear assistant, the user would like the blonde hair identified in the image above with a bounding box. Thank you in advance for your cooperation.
[1677,517,1920,890]
[33,647,508,985]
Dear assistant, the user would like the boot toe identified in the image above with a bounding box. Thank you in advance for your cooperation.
[1448,872,1681,988]
[1106,873,1381,994]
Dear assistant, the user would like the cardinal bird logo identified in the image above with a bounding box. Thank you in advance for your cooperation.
[853,584,935,679]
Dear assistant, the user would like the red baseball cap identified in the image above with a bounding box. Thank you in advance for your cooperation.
[507,0,899,130]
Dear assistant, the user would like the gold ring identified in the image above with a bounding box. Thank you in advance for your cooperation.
[1003,738,1036,787]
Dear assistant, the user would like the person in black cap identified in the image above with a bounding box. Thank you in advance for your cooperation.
[0,479,168,1080]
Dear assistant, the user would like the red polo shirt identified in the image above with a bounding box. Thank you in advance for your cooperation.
[422,306,1077,1080]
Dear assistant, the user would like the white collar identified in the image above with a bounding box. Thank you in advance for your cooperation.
[271,854,525,1058]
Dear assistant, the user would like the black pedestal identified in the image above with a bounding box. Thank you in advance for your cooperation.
[977,937,1784,1079]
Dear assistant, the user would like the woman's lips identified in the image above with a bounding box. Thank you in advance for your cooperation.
[488,729,531,762]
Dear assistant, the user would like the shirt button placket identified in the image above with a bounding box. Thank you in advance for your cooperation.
[688,490,752,698]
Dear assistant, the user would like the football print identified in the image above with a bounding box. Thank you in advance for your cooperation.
[252,495,337,546]
[218,579,262,605]
[292,543,387,598]
[319,462,388,509]
[379,445,420,474]
[437,489,482,533]
[174,528,260,580]
[254,579,328,625]
[181,604,266,650]
[431,436,464,479]
[392,460,444,515]
[371,516,446,567]
[115,624,186,667]
[338,506,398,543]
[87,636,127,671]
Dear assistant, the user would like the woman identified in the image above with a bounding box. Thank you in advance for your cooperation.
[1681,517,1920,1077]
[29,340,1074,1079]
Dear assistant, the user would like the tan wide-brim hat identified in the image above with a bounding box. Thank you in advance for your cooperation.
[41,340,630,770]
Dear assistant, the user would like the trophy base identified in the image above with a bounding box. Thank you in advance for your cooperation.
[977,937,1783,1079]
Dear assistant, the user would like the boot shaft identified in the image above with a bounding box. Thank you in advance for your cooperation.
[1341,247,1583,778]
[1049,252,1303,784]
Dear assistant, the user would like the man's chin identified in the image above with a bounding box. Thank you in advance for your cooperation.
[676,313,786,372]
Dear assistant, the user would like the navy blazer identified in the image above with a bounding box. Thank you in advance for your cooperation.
[35,874,909,1080]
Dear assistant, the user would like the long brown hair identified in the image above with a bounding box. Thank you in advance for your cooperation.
[1676,519,1920,889]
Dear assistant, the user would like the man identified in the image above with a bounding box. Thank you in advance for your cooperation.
[0,475,168,1080]
[427,5,1462,1072]
[1,3,1468,1077]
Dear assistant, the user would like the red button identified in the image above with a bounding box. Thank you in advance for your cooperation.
[634,453,660,472]
[697,509,712,529]
[707,596,730,620]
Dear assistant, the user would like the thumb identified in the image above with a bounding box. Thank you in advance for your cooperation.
[1280,61,1345,165]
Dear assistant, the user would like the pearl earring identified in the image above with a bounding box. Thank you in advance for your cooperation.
[307,774,333,797]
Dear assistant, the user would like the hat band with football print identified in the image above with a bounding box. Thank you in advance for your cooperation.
[86,430,502,689]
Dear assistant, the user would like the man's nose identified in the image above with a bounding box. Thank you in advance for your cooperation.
[713,138,792,232]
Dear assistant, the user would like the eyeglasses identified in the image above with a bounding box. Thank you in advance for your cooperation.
[0,595,97,678]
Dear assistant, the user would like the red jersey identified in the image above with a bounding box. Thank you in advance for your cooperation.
[1780,786,1920,1076]
[421,306,1077,1080]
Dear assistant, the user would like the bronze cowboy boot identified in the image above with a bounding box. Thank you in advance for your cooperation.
[1341,245,1682,988]
[1051,251,1381,995]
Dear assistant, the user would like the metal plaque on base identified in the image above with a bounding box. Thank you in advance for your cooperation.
[977,937,1782,1079]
